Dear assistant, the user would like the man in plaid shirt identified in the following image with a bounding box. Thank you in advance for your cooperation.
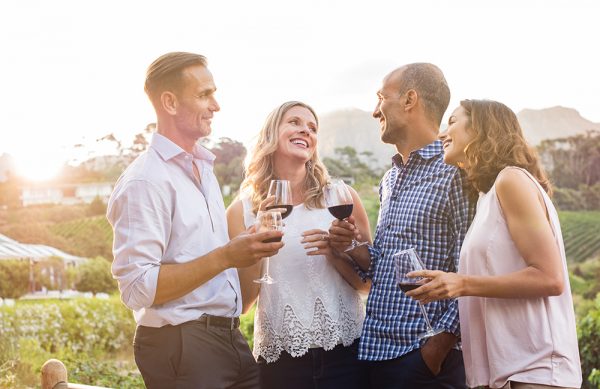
[329,63,472,388]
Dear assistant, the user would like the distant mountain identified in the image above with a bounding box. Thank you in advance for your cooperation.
[317,107,599,167]
[517,106,600,145]
[318,109,396,168]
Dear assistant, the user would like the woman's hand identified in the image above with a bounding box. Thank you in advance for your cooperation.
[302,229,334,257]
[258,195,275,212]
[405,270,465,304]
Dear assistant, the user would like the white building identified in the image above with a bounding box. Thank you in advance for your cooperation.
[20,182,113,206]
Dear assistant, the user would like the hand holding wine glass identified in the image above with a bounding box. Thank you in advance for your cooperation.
[254,210,284,284]
[323,179,366,252]
[394,248,444,339]
[265,180,293,219]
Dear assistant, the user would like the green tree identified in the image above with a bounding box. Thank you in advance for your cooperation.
[74,257,117,294]
[538,130,600,189]
[323,146,381,185]
[0,260,29,298]
[127,123,155,158]
[580,183,600,210]
[579,295,600,388]
[210,137,247,190]
[553,187,585,211]
[87,196,107,216]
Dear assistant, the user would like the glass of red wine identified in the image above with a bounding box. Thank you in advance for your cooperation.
[254,210,283,284]
[265,180,293,219]
[323,179,366,252]
[394,247,444,339]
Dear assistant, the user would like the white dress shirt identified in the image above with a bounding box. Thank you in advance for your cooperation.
[107,133,241,327]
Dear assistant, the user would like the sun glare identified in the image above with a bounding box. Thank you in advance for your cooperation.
[15,155,65,182]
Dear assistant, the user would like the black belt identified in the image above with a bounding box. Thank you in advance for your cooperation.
[197,314,240,330]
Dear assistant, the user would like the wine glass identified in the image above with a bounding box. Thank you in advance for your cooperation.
[323,179,366,252]
[253,210,284,284]
[265,180,293,219]
[393,247,444,339]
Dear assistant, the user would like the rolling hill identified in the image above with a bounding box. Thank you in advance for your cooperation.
[317,106,600,167]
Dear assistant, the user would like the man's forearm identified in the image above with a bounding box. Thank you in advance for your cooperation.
[153,248,228,306]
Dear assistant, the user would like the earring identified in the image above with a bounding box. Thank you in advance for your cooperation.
[306,160,313,170]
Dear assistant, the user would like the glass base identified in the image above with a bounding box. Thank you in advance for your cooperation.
[418,327,444,339]
[253,275,275,284]
[344,240,368,253]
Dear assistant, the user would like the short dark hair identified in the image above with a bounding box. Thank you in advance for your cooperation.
[144,52,207,106]
[398,63,450,125]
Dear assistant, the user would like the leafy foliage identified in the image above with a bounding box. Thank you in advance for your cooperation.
[210,137,247,191]
[323,146,382,185]
[0,260,29,299]
[240,305,256,349]
[0,297,140,388]
[539,130,600,189]
[578,296,600,388]
[74,257,117,294]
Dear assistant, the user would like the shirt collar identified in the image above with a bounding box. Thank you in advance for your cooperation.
[392,139,443,167]
[150,133,216,164]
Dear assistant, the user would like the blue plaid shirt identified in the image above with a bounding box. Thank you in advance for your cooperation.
[357,140,472,361]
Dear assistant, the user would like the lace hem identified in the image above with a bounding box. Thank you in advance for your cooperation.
[253,296,364,363]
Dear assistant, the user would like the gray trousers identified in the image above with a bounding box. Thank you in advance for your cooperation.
[134,320,259,389]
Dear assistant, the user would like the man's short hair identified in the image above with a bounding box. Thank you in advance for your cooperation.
[144,52,207,106]
[398,63,450,125]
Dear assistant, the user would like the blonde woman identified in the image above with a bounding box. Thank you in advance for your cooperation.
[407,99,582,389]
[226,101,371,389]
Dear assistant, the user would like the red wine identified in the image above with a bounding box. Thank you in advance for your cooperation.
[398,282,420,293]
[328,204,353,220]
[263,236,283,243]
[266,204,293,219]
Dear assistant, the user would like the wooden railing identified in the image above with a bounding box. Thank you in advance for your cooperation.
[41,359,112,389]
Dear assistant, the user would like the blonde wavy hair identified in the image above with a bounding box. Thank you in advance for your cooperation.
[240,101,330,214]
[461,99,552,195]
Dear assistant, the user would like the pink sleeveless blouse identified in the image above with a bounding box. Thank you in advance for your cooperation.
[458,167,581,388]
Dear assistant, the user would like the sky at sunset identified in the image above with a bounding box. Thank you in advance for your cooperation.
[1,0,598,180]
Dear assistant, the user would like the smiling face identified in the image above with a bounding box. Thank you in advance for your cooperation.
[373,69,408,146]
[273,105,318,164]
[441,105,476,167]
[172,64,220,141]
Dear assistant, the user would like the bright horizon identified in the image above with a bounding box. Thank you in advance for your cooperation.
[1,0,599,180]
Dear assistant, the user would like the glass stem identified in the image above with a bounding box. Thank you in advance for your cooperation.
[263,257,270,277]
[418,302,435,331]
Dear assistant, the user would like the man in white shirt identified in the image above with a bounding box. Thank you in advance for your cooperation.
[107,52,284,389]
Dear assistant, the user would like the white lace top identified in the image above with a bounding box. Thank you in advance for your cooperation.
[242,198,365,363]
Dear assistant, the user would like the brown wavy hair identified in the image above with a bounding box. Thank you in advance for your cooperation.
[240,101,330,214]
[461,99,552,195]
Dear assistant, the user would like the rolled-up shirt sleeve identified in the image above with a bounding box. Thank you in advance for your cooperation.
[107,179,171,311]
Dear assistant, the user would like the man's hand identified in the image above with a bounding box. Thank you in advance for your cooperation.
[328,216,360,252]
[221,225,284,268]
[419,332,457,376]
